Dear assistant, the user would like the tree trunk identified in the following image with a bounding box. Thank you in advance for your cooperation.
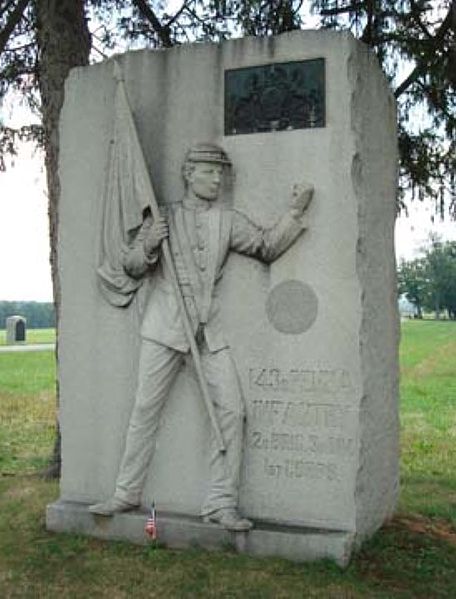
[35,0,91,479]
[435,295,440,320]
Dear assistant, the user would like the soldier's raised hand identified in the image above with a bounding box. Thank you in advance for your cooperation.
[290,182,314,218]
[143,215,168,255]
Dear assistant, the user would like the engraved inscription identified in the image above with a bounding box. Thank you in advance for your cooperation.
[247,400,355,487]
[225,59,325,135]
[250,430,355,457]
[246,370,354,489]
[250,399,352,429]
[249,367,352,394]
[263,458,339,481]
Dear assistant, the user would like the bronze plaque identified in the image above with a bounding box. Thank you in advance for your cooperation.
[225,59,325,135]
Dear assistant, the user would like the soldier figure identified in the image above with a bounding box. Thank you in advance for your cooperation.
[90,142,313,530]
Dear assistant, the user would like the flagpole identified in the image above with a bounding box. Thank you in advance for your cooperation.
[113,61,226,453]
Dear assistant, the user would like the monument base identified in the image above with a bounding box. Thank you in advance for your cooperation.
[46,501,355,566]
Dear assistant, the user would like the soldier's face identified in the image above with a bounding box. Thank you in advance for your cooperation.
[187,162,223,201]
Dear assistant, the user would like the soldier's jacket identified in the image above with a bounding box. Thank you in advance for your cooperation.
[123,200,306,353]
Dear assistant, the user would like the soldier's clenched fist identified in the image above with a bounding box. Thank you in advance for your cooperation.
[290,182,314,218]
[143,215,168,255]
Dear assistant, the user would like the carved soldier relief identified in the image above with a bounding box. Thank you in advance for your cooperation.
[92,71,314,533]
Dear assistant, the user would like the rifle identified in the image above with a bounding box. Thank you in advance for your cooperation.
[113,60,226,453]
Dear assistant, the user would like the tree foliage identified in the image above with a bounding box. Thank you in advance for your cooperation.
[0,1,454,215]
[398,238,456,318]
[424,237,456,318]
[0,300,55,328]
[398,256,428,316]
[314,0,455,216]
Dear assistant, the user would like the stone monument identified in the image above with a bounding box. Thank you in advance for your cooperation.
[6,315,26,344]
[46,31,399,566]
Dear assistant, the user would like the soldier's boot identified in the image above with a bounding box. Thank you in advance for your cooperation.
[89,496,138,516]
[204,508,253,532]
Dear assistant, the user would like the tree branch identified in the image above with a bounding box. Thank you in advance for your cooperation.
[165,0,193,28]
[360,0,374,45]
[2,40,32,51]
[319,2,363,17]
[409,0,432,39]
[394,5,454,98]
[0,0,17,19]
[0,0,30,55]
[293,0,305,18]
[182,4,207,26]
[91,41,109,59]
[132,0,173,47]
[431,3,454,46]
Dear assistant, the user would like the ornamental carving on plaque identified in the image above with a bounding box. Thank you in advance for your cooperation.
[225,59,325,135]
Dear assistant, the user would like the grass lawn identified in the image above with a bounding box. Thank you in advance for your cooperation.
[399,320,456,526]
[0,328,56,345]
[0,351,56,475]
[0,320,455,597]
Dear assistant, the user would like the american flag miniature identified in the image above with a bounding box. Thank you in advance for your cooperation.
[145,503,157,540]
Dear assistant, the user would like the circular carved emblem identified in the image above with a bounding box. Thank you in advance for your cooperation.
[266,280,318,335]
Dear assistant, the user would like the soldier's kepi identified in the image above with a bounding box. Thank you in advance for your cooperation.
[91,137,314,531]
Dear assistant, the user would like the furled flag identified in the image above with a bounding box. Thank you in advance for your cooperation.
[145,503,157,540]
[97,60,152,308]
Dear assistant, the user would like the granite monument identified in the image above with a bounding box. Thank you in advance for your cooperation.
[6,315,26,344]
[47,31,399,565]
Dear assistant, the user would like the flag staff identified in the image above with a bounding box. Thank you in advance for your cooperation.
[113,60,226,453]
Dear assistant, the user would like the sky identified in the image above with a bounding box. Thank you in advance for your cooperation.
[395,199,455,262]
[0,143,52,301]
[0,140,454,302]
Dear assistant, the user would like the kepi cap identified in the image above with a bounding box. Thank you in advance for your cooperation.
[185,142,231,166]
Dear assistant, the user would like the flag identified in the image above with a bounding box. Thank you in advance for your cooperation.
[97,60,152,307]
[145,503,157,540]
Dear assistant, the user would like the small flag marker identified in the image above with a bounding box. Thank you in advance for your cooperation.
[145,503,157,540]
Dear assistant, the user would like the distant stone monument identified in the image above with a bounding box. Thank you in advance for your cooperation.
[398,294,419,319]
[47,31,399,566]
[6,315,26,344]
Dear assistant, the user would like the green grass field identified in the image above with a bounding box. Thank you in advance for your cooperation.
[0,321,455,597]
[0,351,56,475]
[399,321,456,526]
[0,328,56,345]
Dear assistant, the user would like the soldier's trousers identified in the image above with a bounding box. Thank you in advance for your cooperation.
[114,338,245,514]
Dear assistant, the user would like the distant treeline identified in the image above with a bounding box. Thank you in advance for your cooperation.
[0,301,55,329]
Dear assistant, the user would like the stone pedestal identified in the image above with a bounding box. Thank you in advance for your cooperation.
[47,31,399,564]
[47,501,354,566]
